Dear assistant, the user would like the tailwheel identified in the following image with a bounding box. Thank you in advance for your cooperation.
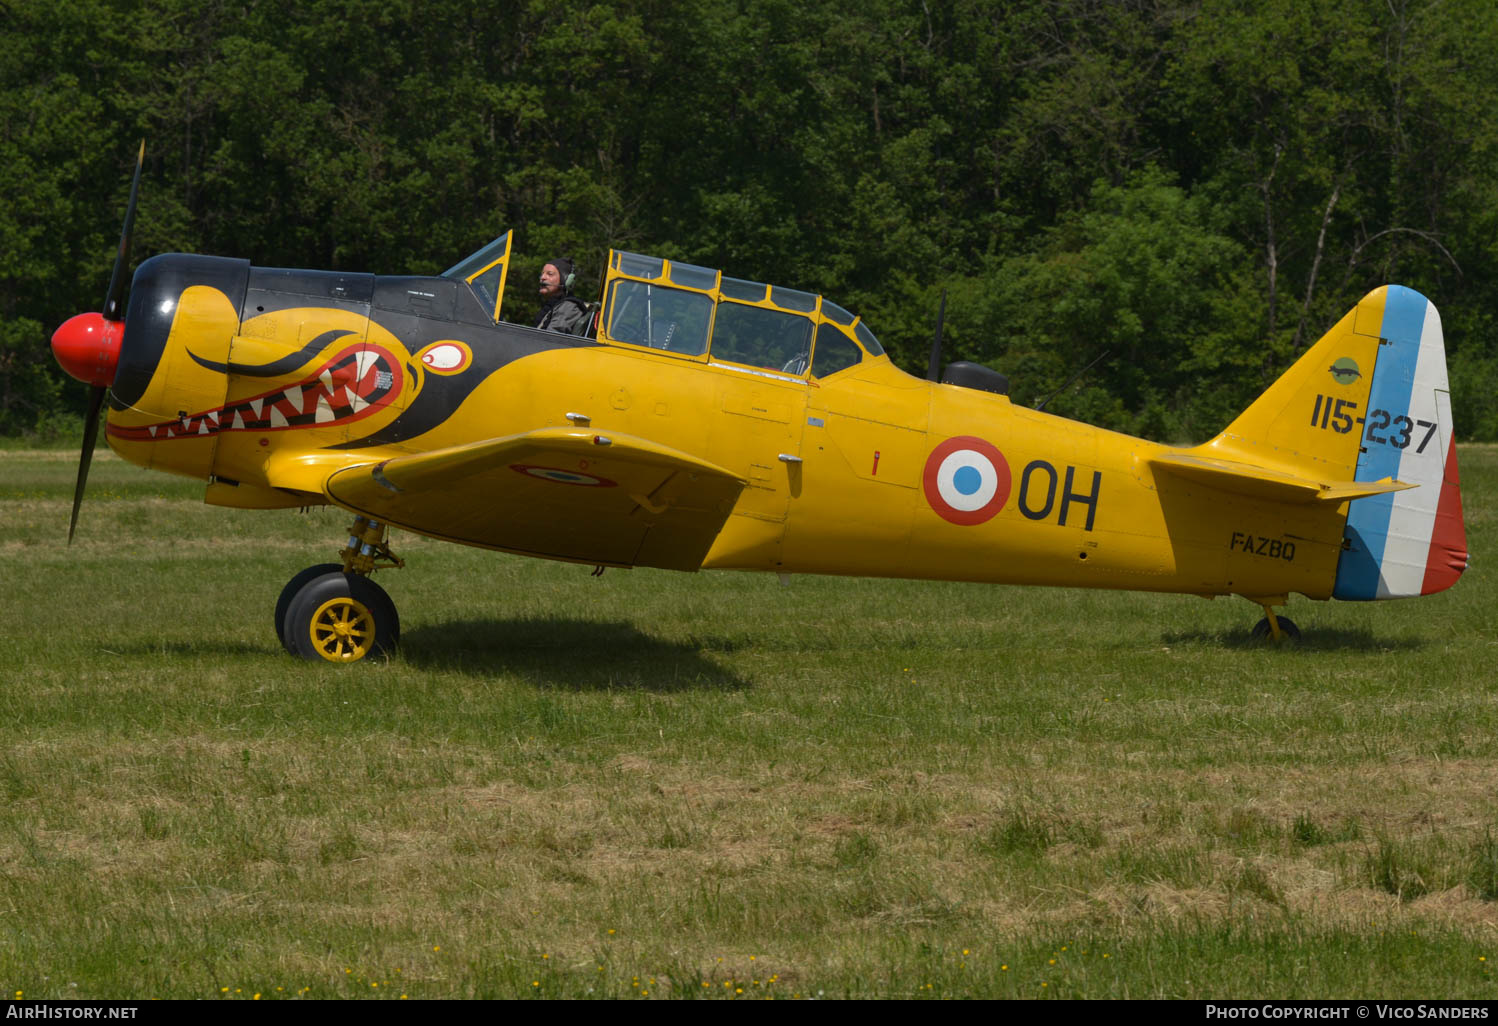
[1250,613,1301,642]
[284,571,399,663]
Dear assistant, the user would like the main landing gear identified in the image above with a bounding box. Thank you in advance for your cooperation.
[1247,597,1301,643]
[277,516,403,662]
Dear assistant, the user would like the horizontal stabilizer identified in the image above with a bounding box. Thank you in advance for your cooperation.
[1149,451,1414,505]
[322,428,746,570]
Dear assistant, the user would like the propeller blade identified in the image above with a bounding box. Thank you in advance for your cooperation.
[68,384,108,544]
[102,140,144,321]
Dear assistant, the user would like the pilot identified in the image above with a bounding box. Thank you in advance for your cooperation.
[535,257,590,335]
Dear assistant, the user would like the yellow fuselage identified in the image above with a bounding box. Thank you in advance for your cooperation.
[104,274,1342,606]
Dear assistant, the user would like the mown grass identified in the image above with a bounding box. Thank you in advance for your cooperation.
[0,446,1494,999]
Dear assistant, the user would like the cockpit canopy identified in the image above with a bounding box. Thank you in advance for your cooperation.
[599,251,884,379]
[442,234,885,379]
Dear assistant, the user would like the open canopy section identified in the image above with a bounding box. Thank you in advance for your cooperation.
[600,250,886,379]
[442,232,513,323]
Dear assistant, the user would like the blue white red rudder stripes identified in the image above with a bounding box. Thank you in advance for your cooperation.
[1333,286,1468,600]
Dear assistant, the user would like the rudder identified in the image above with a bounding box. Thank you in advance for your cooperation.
[1331,286,1467,599]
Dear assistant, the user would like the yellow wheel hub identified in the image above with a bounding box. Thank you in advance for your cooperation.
[307,597,376,662]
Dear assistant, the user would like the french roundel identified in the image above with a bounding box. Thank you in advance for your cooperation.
[510,464,617,488]
[922,436,1011,525]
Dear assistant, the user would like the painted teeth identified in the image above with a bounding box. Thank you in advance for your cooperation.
[198,419,210,435]
[349,393,368,414]
[269,406,288,429]
[315,397,334,424]
[320,369,334,391]
[206,410,219,426]
[232,410,246,431]
[249,397,263,418]
[148,426,157,438]
[353,351,378,380]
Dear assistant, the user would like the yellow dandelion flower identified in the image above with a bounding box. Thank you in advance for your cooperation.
[221,988,229,993]
[433,946,441,952]
[1002,965,1008,971]
[532,981,539,987]
[542,954,549,960]
[400,995,408,1000]
[608,930,615,936]
[253,994,261,1001]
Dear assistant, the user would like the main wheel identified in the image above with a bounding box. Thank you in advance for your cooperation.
[276,564,343,653]
[1251,615,1301,642]
[284,572,400,663]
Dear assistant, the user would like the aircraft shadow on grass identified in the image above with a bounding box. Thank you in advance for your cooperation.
[110,640,273,658]
[1158,626,1427,652]
[397,617,750,692]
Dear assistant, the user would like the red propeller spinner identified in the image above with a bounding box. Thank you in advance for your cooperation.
[51,312,123,387]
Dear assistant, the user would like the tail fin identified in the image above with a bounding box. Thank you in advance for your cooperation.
[1202,285,1467,599]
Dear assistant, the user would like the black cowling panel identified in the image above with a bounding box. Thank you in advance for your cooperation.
[111,254,251,409]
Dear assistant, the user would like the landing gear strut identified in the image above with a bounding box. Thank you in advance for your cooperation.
[1248,598,1301,643]
[278,516,404,662]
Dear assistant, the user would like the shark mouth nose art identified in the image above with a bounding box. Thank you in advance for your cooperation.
[106,344,404,441]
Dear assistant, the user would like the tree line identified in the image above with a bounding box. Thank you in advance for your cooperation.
[3,0,1496,442]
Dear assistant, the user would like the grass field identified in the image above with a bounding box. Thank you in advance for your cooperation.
[1,446,1494,1000]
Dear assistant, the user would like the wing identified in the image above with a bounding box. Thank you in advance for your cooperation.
[1149,451,1414,504]
[322,428,746,571]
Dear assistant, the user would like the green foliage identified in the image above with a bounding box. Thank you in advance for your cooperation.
[954,168,1265,438]
[4,0,1498,440]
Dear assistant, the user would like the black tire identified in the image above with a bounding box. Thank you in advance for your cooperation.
[285,572,400,663]
[276,564,343,653]
[1251,615,1301,642]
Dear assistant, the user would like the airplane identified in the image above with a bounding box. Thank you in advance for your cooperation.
[50,149,1468,662]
